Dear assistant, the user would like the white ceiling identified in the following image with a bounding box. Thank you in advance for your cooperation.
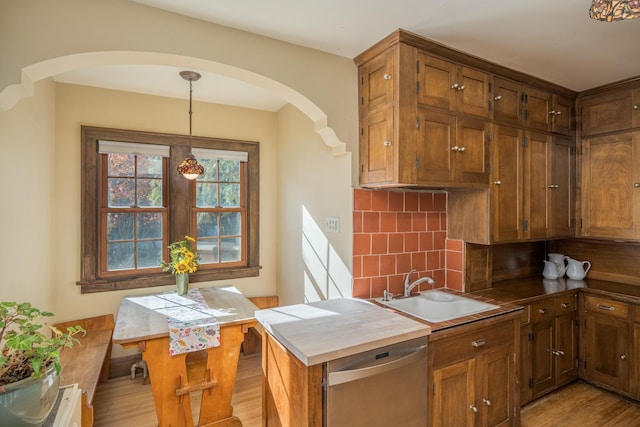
[55,0,640,110]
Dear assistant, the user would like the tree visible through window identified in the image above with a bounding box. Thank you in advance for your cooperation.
[79,126,260,293]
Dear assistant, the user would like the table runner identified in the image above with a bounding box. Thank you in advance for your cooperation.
[165,289,220,356]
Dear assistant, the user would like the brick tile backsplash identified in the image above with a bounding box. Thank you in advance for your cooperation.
[353,189,463,299]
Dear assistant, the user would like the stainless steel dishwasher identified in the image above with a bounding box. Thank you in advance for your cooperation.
[324,336,428,427]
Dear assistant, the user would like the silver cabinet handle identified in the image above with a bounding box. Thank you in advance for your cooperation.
[494,95,502,101]
[493,180,502,185]
[457,85,465,91]
[483,399,492,406]
[556,350,565,356]
[538,308,549,314]
[458,146,466,152]
[561,302,571,308]
[383,73,392,80]
[472,339,486,348]
[451,146,460,151]
[597,304,614,311]
[621,354,627,360]
[548,184,559,189]
[383,140,392,147]
[633,105,639,110]
[549,110,556,115]
[634,183,640,188]
[451,83,460,89]
[470,404,478,413]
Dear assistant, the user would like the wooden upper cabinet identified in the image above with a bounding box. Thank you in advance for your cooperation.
[581,87,640,136]
[359,108,395,184]
[359,47,395,114]
[550,94,573,135]
[525,87,551,132]
[493,77,523,125]
[549,136,574,237]
[417,52,491,118]
[581,132,640,240]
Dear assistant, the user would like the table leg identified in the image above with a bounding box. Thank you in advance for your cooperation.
[198,324,245,427]
[140,324,247,427]
[142,337,194,427]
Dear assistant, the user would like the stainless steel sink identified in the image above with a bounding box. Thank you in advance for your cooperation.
[379,290,499,323]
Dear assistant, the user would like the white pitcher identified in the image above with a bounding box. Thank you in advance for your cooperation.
[566,258,591,280]
[548,253,568,277]
[542,260,560,279]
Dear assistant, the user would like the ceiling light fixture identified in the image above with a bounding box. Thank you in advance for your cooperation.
[589,0,640,21]
[177,70,204,180]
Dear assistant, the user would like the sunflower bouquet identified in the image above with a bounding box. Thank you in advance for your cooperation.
[161,235,200,275]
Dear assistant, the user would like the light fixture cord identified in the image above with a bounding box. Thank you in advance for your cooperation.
[188,78,193,153]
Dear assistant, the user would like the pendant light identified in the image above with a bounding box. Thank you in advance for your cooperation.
[590,0,640,21]
[177,70,204,180]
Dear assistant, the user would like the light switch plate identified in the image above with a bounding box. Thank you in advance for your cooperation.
[324,217,340,233]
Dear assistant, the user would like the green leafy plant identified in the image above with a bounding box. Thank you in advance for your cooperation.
[0,302,85,388]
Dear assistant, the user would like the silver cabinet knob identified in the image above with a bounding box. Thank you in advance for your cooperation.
[493,180,502,185]
[548,184,559,189]
[634,183,640,188]
[633,105,639,110]
[451,83,460,90]
[451,146,460,151]
[470,404,478,413]
[458,146,466,152]
[538,308,549,314]
[494,95,502,101]
[561,302,571,308]
[621,354,627,360]
[483,399,492,406]
[458,85,465,91]
[549,110,556,115]
[383,140,392,147]
[383,73,392,80]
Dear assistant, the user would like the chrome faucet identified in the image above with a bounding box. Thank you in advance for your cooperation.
[404,269,435,297]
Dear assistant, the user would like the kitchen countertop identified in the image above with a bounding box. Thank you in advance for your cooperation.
[471,276,640,305]
[255,298,431,366]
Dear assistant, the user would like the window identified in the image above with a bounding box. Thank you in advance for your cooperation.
[79,126,260,293]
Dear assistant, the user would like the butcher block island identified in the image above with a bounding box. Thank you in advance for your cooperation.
[256,298,432,427]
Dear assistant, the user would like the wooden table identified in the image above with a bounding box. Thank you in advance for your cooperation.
[112,286,258,427]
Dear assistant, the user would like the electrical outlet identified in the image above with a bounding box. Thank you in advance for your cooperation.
[324,217,340,233]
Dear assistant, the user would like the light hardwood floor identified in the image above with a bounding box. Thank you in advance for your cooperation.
[95,353,640,426]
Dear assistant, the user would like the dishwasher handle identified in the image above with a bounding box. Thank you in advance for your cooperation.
[327,345,427,387]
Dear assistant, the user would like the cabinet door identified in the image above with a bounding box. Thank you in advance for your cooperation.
[359,48,395,113]
[532,317,555,398]
[493,77,522,125]
[417,54,457,111]
[584,313,630,393]
[491,126,524,242]
[525,87,551,132]
[581,132,640,239]
[457,66,491,118]
[526,132,551,240]
[480,346,514,427]
[520,325,533,404]
[416,109,456,184]
[551,94,573,135]
[554,311,578,386]
[455,118,490,184]
[432,359,476,427]
[549,136,574,237]
[360,108,395,184]
[582,87,640,136]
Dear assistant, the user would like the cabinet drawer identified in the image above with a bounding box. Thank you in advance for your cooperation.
[531,300,556,323]
[635,305,640,323]
[584,295,629,319]
[555,295,577,313]
[430,321,514,368]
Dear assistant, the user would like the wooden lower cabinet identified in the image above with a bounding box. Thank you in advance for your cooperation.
[520,293,578,404]
[581,294,632,395]
[429,314,520,427]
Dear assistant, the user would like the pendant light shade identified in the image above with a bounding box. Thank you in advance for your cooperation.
[177,70,204,180]
[589,0,640,21]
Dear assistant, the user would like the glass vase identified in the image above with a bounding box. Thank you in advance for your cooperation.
[175,273,189,295]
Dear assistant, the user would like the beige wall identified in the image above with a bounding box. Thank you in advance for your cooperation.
[276,105,353,306]
[0,79,56,310]
[0,0,357,344]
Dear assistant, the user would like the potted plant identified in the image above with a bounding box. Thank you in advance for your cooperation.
[0,302,84,427]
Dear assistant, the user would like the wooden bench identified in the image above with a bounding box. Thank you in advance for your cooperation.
[53,314,115,427]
